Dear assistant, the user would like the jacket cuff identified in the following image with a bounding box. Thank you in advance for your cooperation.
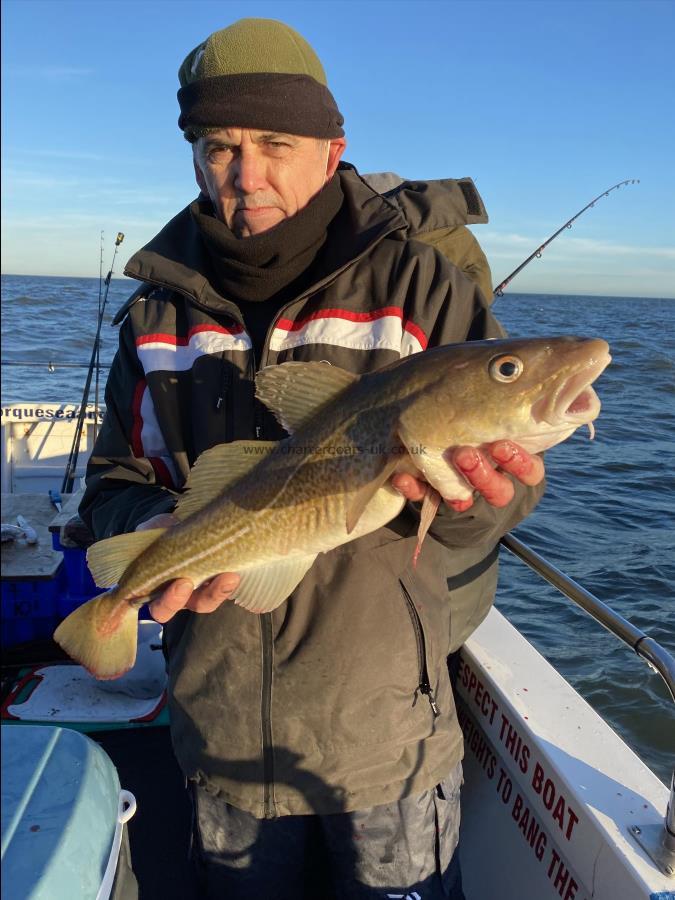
[80,485,178,540]
[426,477,545,550]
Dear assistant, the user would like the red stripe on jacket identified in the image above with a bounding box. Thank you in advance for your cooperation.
[136,323,245,347]
[148,456,176,489]
[275,306,428,349]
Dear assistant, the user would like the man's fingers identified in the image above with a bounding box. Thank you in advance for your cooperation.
[392,442,542,512]
[446,497,474,513]
[149,578,195,623]
[149,573,240,623]
[489,441,545,486]
[391,473,427,502]
[187,573,240,613]
[452,447,515,508]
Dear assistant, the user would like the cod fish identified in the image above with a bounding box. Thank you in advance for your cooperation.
[54,336,611,679]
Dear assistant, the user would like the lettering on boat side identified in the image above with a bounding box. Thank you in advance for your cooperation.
[457,659,500,725]
[458,699,589,900]
[457,657,580,843]
[0,405,104,422]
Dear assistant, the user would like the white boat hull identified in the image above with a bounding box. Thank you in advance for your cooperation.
[459,608,672,899]
[1,402,103,494]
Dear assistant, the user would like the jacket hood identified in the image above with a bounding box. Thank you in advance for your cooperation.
[362,171,489,235]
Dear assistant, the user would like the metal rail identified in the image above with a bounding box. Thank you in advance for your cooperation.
[2,361,111,371]
[501,532,675,875]
[500,533,675,703]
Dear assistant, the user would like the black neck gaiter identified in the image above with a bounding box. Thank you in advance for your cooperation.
[192,174,344,304]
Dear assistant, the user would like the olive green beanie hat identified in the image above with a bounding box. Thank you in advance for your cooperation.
[177,18,344,139]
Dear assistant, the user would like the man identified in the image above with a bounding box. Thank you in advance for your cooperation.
[81,18,544,899]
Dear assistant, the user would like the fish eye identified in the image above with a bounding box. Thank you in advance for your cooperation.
[488,354,524,382]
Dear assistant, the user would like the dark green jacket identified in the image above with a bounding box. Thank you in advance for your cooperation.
[81,165,542,817]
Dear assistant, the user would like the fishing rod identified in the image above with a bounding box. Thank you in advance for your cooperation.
[61,231,124,495]
[492,180,640,298]
[94,231,105,436]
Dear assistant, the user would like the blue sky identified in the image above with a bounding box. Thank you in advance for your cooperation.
[2,0,674,297]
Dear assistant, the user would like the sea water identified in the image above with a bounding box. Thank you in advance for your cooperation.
[1,275,674,781]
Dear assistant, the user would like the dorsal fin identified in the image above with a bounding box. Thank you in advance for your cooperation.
[174,441,277,521]
[255,362,359,434]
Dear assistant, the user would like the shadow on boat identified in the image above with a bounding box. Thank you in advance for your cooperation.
[537,734,668,819]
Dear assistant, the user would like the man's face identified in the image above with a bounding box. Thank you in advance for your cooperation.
[193,128,346,237]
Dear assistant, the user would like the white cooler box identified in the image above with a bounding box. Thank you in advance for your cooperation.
[1,725,138,899]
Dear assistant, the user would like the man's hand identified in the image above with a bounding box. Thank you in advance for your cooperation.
[391,441,545,512]
[136,513,240,624]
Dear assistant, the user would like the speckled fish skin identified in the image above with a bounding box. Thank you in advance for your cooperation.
[54,335,610,678]
[109,335,611,600]
[113,401,408,606]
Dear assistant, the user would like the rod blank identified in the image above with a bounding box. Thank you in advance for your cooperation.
[493,180,640,298]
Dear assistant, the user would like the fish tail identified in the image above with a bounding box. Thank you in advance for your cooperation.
[53,589,143,680]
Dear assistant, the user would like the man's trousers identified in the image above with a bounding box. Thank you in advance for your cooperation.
[190,762,465,899]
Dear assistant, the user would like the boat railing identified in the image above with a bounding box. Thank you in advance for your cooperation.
[2,361,112,371]
[500,532,675,875]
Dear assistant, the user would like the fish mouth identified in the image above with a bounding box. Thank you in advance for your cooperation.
[532,341,612,429]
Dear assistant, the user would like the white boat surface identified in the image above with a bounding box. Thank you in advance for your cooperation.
[1,401,673,898]
[459,609,673,898]
[1,401,102,495]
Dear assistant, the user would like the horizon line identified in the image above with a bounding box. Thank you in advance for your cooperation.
[1,272,673,302]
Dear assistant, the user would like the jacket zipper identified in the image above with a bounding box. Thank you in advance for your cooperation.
[260,613,275,817]
[214,362,233,442]
[245,345,267,440]
[400,582,440,718]
[257,218,405,371]
[123,167,406,348]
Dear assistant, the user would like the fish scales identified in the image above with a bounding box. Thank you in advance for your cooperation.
[118,420,401,600]
[53,336,611,679]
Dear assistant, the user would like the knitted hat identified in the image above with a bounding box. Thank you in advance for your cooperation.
[177,18,344,139]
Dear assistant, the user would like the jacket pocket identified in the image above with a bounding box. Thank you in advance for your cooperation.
[400,581,440,719]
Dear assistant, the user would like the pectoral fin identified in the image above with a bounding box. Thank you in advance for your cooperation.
[413,486,442,568]
[175,441,277,521]
[346,454,401,535]
[87,528,167,588]
[233,555,318,613]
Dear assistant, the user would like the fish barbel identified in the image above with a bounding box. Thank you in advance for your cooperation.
[54,336,611,679]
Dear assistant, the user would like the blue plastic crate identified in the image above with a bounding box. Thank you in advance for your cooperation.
[51,533,98,599]
[1,544,105,649]
[1,571,67,647]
